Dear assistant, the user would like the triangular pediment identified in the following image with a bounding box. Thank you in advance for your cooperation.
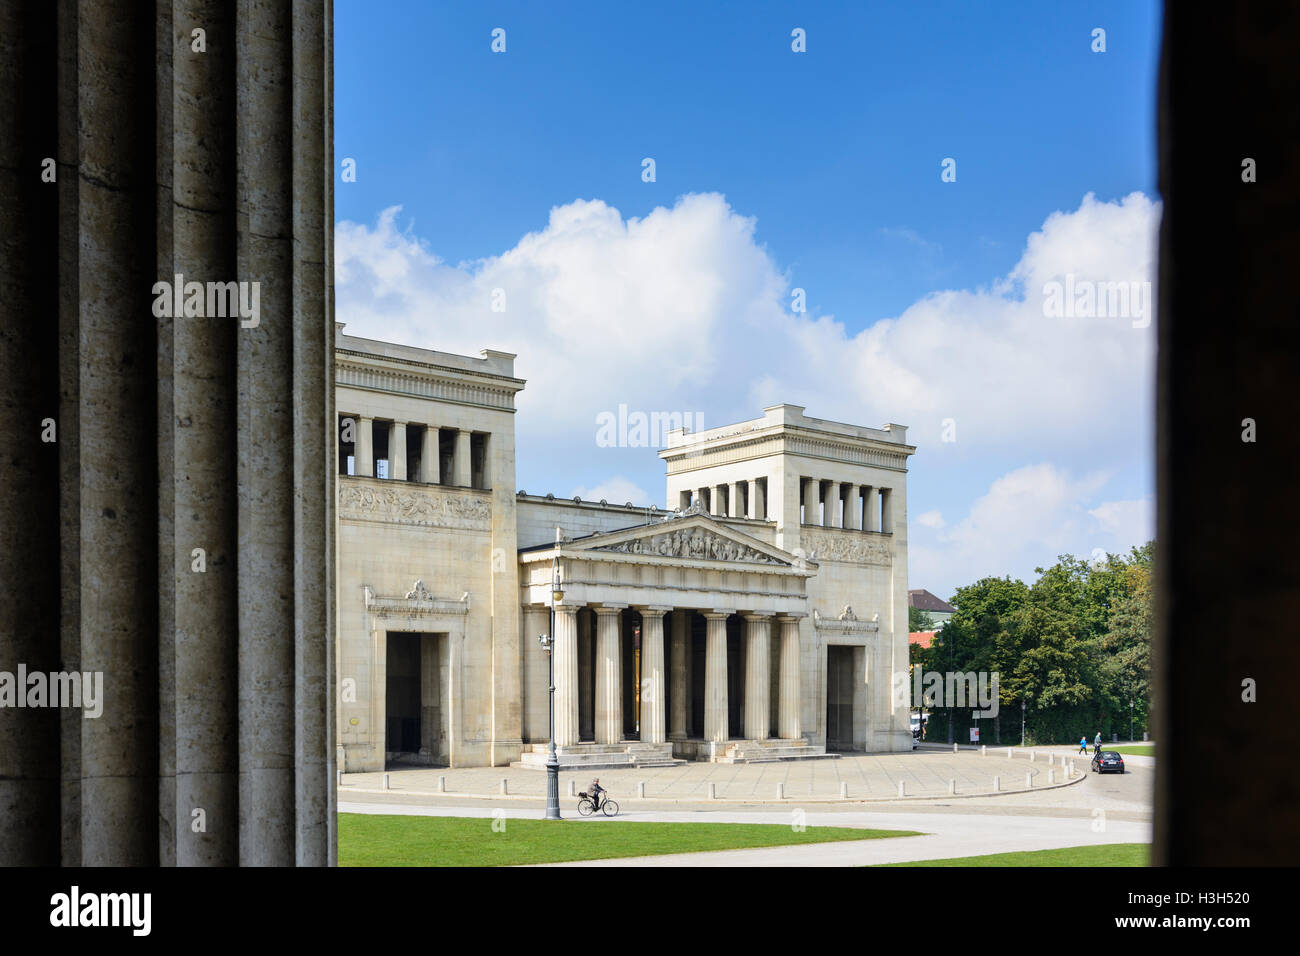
[566,512,798,567]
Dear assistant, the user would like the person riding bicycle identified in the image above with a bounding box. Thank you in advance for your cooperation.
[588,778,605,810]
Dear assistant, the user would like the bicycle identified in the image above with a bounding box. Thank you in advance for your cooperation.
[577,790,619,816]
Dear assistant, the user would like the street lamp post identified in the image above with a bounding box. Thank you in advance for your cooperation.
[1020,698,1026,748]
[1129,699,1134,744]
[539,552,564,820]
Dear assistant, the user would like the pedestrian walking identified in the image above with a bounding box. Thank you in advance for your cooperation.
[1094,731,1102,755]
[1079,735,1087,755]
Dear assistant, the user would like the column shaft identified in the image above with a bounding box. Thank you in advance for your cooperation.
[778,617,802,739]
[753,480,766,520]
[594,607,623,744]
[390,422,406,480]
[880,488,893,533]
[844,485,861,529]
[822,480,834,527]
[356,416,373,477]
[728,481,742,518]
[454,429,472,487]
[743,616,771,740]
[865,486,880,532]
[669,610,687,739]
[704,613,730,743]
[421,425,439,483]
[641,610,667,744]
[802,477,818,525]
[553,606,579,747]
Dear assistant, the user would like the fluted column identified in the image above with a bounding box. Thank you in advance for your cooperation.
[704,611,732,743]
[743,614,772,740]
[454,429,472,487]
[830,483,844,528]
[728,482,742,518]
[864,485,880,532]
[578,610,594,741]
[594,606,624,744]
[802,477,818,525]
[669,609,687,739]
[390,422,406,480]
[752,479,766,520]
[844,485,861,530]
[880,487,894,533]
[778,616,802,739]
[553,606,580,747]
[640,608,668,744]
[356,416,374,477]
[822,480,834,527]
[421,425,439,483]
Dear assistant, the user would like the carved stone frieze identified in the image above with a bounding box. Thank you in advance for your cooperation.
[802,530,893,565]
[595,528,784,565]
[339,480,491,530]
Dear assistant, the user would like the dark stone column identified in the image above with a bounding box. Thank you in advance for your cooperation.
[0,0,336,867]
[1155,3,1300,865]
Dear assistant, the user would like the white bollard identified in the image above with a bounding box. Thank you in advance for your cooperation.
[1026,771,1034,788]
[993,775,1000,791]
[1006,747,1013,758]
[1029,751,1035,762]
[1049,769,1056,784]
[1048,753,1054,765]
[383,773,390,791]
[637,781,645,798]
[438,775,446,793]
[336,769,342,787]
[840,782,848,798]
[948,779,956,795]
[981,745,986,756]
[500,778,508,795]
[776,782,785,799]
[953,742,959,753]
[568,779,576,796]
[708,782,717,800]
[898,780,906,798]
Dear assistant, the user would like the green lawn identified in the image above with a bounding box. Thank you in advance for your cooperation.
[1109,745,1155,757]
[877,843,1150,867]
[339,813,923,866]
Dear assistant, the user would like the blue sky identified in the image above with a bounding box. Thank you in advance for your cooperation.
[334,0,1162,598]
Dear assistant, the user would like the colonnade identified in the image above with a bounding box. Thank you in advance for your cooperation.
[547,605,804,747]
[800,478,892,532]
[342,415,480,487]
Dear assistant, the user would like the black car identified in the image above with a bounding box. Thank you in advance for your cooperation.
[1091,750,1125,774]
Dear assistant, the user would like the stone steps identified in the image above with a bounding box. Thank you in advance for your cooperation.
[514,741,686,770]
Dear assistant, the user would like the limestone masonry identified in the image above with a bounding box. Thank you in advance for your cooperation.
[334,325,915,771]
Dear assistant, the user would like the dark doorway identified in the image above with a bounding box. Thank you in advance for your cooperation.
[826,646,855,753]
[385,631,447,767]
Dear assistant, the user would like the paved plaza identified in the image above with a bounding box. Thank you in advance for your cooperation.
[341,747,1092,804]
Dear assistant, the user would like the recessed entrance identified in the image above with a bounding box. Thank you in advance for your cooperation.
[826,645,856,753]
[385,631,449,768]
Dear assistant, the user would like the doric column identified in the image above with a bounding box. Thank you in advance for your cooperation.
[420,425,439,483]
[752,479,766,520]
[553,606,580,747]
[390,422,407,480]
[802,477,818,525]
[777,616,802,739]
[822,480,834,527]
[669,609,687,739]
[704,611,732,743]
[728,481,742,518]
[640,608,669,744]
[743,614,772,740]
[697,487,709,512]
[594,605,625,744]
[714,484,728,515]
[356,416,374,477]
[578,610,594,741]
[880,487,894,533]
[864,485,880,532]
[454,429,472,487]
[844,484,861,530]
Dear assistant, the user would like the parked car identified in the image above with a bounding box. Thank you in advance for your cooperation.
[1091,750,1125,774]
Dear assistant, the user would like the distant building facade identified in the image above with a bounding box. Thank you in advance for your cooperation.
[334,326,916,770]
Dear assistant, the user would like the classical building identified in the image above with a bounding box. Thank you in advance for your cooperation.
[335,325,916,771]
